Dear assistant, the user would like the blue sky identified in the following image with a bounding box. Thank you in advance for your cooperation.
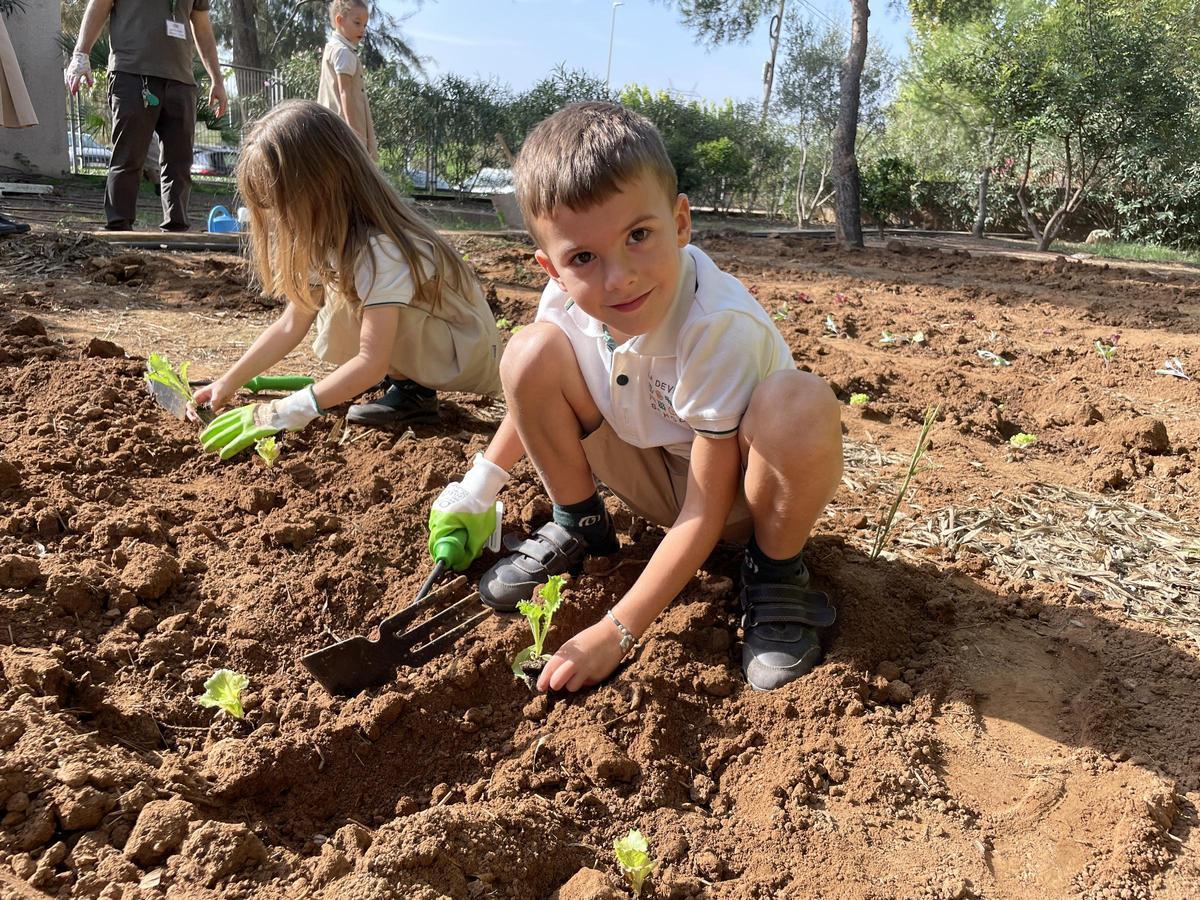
[382,0,912,106]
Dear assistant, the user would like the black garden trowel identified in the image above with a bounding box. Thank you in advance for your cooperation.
[301,529,495,695]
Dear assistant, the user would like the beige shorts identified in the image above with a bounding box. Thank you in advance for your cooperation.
[313,299,501,396]
[582,421,753,542]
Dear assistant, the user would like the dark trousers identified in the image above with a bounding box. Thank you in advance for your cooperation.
[106,72,197,230]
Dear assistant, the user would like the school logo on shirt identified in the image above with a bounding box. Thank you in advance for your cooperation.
[649,377,685,425]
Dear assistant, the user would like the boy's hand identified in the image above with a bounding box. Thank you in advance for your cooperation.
[199,388,321,460]
[537,617,626,692]
[427,454,508,570]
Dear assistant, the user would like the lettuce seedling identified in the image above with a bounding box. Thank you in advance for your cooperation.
[825,314,842,336]
[144,352,194,405]
[254,436,280,467]
[1009,432,1037,449]
[1094,340,1117,369]
[1154,357,1189,380]
[849,393,870,406]
[613,829,656,897]
[495,317,512,330]
[880,330,902,345]
[771,303,790,321]
[511,575,564,679]
[911,330,927,345]
[976,349,1011,367]
[196,669,249,719]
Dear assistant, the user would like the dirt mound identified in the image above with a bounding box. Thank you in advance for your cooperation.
[1,233,1198,897]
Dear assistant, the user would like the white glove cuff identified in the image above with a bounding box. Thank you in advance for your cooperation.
[460,452,509,504]
[271,386,322,430]
[68,52,91,74]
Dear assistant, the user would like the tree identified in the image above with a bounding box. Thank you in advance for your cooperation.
[659,1,788,125]
[945,0,1195,250]
[774,13,893,226]
[833,0,868,248]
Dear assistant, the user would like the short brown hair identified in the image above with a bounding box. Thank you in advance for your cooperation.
[514,101,677,225]
[329,0,368,23]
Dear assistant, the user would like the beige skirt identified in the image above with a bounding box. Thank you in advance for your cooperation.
[0,16,38,129]
[313,299,502,396]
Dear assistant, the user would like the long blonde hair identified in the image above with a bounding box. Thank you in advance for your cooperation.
[237,100,476,313]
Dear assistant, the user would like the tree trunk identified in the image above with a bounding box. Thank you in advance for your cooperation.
[795,143,808,226]
[972,127,996,239]
[833,0,869,249]
[229,0,263,102]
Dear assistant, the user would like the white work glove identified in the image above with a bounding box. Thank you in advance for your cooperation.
[428,454,509,569]
[65,52,93,94]
[255,387,323,431]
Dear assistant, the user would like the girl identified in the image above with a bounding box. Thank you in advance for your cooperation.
[197,100,501,459]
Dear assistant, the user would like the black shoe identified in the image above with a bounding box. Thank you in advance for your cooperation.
[739,555,836,691]
[0,214,30,236]
[346,377,439,427]
[479,518,619,611]
[104,221,133,231]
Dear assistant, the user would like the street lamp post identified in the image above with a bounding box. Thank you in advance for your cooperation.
[605,1,624,94]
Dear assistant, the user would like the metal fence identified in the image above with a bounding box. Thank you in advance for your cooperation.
[65,61,285,181]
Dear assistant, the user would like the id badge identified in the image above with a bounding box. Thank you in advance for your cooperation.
[166,19,187,39]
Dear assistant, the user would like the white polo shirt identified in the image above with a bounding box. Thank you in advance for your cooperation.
[535,245,795,459]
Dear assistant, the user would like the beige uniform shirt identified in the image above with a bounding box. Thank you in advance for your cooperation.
[317,32,377,160]
[312,234,501,396]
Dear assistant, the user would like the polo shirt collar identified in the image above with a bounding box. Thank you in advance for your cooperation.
[332,31,361,53]
[631,246,696,357]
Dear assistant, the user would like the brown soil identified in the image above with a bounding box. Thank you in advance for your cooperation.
[1,229,1198,899]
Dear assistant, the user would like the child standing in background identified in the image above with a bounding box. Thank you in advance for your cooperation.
[195,101,500,457]
[317,0,377,160]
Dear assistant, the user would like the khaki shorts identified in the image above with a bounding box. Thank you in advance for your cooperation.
[582,422,753,542]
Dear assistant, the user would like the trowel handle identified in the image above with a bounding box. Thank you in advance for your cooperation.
[242,374,315,393]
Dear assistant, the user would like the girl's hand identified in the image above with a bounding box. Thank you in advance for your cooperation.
[537,617,627,693]
[191,379,237,417]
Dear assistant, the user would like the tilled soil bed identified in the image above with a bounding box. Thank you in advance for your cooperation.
[1,230,1198,899]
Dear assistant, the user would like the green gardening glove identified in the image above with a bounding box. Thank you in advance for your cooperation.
[427,453,509,571]
[200,388,321,461]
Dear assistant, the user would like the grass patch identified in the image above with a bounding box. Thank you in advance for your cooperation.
[1052,239,1200,266]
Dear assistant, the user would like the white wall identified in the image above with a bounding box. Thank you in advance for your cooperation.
[1,5,68,177]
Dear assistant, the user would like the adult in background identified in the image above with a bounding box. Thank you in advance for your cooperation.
[0,5,37,235]
[65,0,227,232]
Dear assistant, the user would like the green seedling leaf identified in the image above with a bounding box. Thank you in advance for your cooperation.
[880,330,901,345]
[511,324,524,334]
[254,436,280,467]
[824,314,841,336]
[911,330,927,345]
[870,405,939,561]
[511,575,565,678]
[1094,340,1117,368]
[196,668,248,719]
[144,352,194,404]
[1154,357,1189,380]
[1009,432,1037,448]
[771,303,789,321]
[495,317,512,330]
[849,393,870,406]
[613,829,657,897]
[976,349,1010,367]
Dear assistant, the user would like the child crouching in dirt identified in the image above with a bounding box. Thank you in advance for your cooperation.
[429,102,843,692]
[195,100,500,459]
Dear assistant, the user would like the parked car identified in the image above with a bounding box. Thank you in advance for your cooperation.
[464,166,514,195]
[191,145,238,178]
[66,132,112,169]
[405,169,451,192]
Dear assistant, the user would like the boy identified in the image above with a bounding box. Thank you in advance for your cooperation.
[429,102,843,692]
[317,0,377,160]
